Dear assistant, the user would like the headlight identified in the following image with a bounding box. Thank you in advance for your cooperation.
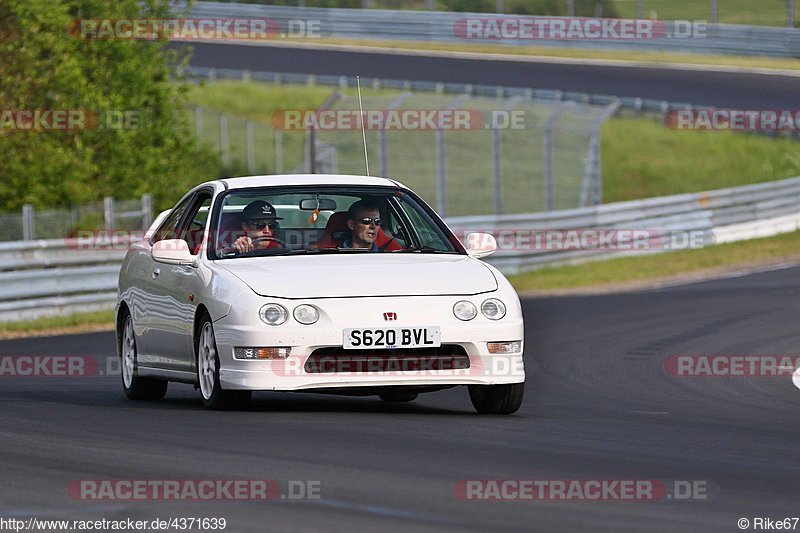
[481,299,506,320]
[453,300,477,321]
[259,303,288,326]
[293,304,319,325]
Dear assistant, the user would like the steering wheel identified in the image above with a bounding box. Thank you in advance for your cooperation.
[251,236,286,248]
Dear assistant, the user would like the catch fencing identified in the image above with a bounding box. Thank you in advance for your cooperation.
[0,196,153,243]
[187,68,672,216]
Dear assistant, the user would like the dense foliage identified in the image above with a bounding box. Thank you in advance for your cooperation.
[0,0,220,212]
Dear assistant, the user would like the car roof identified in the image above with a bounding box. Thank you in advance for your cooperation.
[212,174,406,190]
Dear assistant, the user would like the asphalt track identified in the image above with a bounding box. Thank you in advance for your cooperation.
[2,266,799,532]
[180,41,800,108]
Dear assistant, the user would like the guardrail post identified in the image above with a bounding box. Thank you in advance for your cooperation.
[22,204,34,241]
[220,113,229,166]
[637,0,644,18]
[566,0,574,17]
[274,129,283,173]
[104,197,115,233]
[789,0,795,27]
[710,0,718,23]
[141,194,153,229]
[246,119,255,173]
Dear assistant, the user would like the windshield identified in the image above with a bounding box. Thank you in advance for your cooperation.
[210,186,463,259]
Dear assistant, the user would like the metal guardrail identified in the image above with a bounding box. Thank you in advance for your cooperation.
[186,65,704,118]
[2,176,800,321]
[188,2,800,57]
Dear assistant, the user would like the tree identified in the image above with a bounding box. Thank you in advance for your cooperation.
[0,0,221,212]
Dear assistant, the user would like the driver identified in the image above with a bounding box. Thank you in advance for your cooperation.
[232,200,283,253]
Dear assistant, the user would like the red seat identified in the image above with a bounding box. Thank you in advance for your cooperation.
[317,211,402,252]
[217,212,246,250]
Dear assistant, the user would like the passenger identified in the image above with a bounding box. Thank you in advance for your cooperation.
[342,200,382,252]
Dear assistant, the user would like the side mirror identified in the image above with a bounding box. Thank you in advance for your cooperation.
[152,239,195,265]
[465,232,497,259]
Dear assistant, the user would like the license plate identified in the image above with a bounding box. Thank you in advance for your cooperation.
[343,327,441,350]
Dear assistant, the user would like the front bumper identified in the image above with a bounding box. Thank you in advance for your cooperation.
[212,296,525,391]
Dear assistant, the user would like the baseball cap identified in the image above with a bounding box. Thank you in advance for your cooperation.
[242,200,283,222]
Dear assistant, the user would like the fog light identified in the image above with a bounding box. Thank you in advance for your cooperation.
[487,341,521,355]
[234,347,291,360]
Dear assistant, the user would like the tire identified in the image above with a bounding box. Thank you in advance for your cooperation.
[120,310,168,401]
[379,391,418,403]
[196,314,251,410]
[468,383,524,415]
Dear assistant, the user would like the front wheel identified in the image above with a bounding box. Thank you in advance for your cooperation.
[468,383,524,415]
[196,315,251,410]
[120,311,168,401]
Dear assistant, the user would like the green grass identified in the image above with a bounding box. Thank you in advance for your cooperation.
[0,310,114,338]
[508,229,800,292]
[613,0,796,26]
[602,117,800,202]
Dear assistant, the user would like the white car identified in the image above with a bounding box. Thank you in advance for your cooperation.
[116,175,525,414]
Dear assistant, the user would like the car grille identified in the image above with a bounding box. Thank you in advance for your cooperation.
[304,346,470,374]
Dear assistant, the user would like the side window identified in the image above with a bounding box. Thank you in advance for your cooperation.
[179,194,214,255]
[397,200,449,250]
[151,197,192,244]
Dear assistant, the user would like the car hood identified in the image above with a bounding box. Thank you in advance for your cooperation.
[216,254,498,298]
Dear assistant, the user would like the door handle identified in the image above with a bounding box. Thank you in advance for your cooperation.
[151,268,160,279]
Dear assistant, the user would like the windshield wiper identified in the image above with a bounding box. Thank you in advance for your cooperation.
[392,246,456,254]
[270,248,346,256]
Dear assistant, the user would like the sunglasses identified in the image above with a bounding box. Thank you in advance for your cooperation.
[355,217,381,226]
[249,220,278,230]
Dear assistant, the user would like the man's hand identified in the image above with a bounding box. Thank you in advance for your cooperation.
[233,236,254,253]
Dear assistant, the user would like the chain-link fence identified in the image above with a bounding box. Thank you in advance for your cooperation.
[0,196,153,242]
[189,84,618,217]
